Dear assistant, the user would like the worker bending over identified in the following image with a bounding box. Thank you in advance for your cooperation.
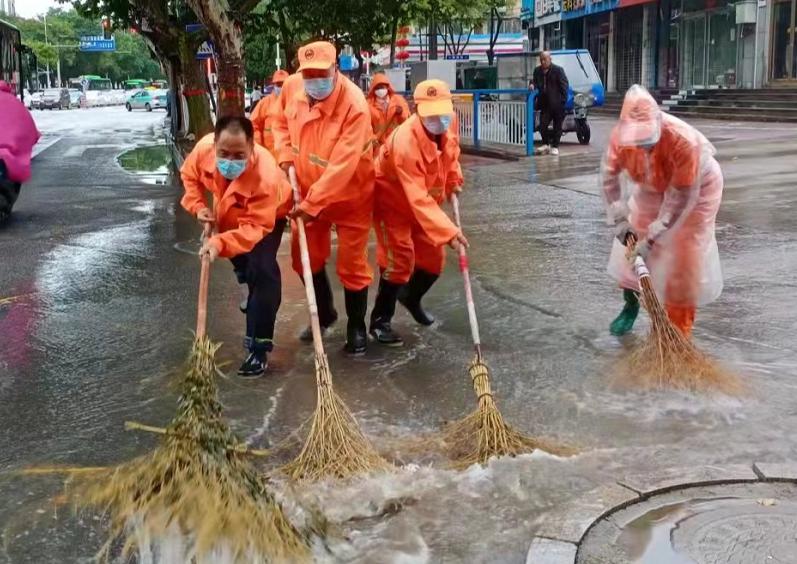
[181,116,291,376]
[603,85,724,338]
[370,79,468,345]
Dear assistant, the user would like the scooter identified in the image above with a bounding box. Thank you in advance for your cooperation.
[532,49,604,146]
[0,161,21,224]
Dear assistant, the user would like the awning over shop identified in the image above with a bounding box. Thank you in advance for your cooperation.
[618,0,656,6]
[561,0,620,20]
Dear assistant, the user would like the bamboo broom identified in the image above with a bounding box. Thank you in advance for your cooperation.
[69,222,311,562]
[282,167,389,481]
[615,243,741,394]
[441,194,574,467]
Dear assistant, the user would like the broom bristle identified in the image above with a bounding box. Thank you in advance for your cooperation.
[615,276,742,394]
[281,356,390,482]
[442,359,576,468]
[70,337,312,562]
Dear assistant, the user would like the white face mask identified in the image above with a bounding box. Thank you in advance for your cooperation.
[375,87,388,99]
[272,86,282,96]
[304,75,335,100]
[421,114,452,135]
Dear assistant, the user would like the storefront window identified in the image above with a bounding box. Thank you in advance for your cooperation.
[772,0,796,79]
[707,9,736,86]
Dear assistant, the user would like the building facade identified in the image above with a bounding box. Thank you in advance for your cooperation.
[521,0,794,90]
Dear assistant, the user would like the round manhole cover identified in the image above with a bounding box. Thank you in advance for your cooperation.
[578,481,797,563]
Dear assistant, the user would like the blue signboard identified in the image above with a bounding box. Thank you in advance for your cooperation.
[521,0,534,19]
[185,23,205,33]
[79,36,116,52]
[445,54,470,60]
[535,0,562,26]
[196,41,214,60]
[339,55,356,71]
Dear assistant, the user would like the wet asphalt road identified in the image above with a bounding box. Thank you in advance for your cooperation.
[1,106,796,563]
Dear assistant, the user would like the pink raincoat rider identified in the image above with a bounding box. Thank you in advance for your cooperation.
[0,81,40,184]
[602,85,723,338]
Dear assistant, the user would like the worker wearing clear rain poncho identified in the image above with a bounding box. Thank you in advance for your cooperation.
[602,85,724,339]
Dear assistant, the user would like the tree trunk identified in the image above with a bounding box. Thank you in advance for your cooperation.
[389,10,399,67]
[488,8,503,66]
[179,37,214,138]
[353,50,364,85]
[429,12,438,60]
[186,0,246,117]
[277,9,298,71]
[165,58,183,136]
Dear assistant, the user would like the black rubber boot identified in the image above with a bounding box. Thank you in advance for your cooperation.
[369,278,404,346]
[299,269,338,342]
[397,269,439,326]
[343,288,368,355]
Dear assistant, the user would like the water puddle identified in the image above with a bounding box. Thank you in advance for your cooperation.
[579,482,797,563]
[117,145,172,185]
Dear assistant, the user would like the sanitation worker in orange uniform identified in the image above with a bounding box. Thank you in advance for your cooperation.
[272,41,375,355]
[251,69,289,155]
[370,79,468,345]
[367,73,409,147]
[181,116,292,377]
[602,85,724,339]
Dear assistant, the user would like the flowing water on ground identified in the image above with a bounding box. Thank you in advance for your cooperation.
[2,109,797,562]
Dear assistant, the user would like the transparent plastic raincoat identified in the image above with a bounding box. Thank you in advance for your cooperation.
[602,86,723,309]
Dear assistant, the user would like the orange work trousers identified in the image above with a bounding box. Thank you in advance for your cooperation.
[290,209,373,292]
[375,217,446,284]
[666,304,695,338]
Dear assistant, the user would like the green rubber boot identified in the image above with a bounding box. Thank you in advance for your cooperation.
[609,289,640,336]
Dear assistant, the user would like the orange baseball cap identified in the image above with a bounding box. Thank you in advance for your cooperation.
[297,41,337,71]
[271,69,290,84]
[414,79,453,117]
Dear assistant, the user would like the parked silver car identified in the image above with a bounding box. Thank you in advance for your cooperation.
[29,91,43,110]
[40,88,70,110]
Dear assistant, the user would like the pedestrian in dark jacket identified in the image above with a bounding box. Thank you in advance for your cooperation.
[531,51,569,156]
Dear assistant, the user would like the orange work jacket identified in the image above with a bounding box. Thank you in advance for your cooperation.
[367,77,409,147]
[180,133,292,258]
[251,92,281,155]
[375,115,464,246]
[272,72,374,219]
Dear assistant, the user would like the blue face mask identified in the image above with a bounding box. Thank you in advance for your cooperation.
[304,77,335,100]
[422,115,452,135]
[217,158,247,180]
[272,86,282,96]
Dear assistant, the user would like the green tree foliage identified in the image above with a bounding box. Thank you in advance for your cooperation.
[5,8,164,86]
[64,0,213,137]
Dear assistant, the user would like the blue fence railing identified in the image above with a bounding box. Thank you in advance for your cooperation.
[398,88,537,156]
[452,89,537,156]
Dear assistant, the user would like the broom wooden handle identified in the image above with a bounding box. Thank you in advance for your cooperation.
[196,222,212,339]
[451,194,482,359]
[288,167,326,360]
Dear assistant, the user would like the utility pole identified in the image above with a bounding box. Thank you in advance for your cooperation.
[44,14,51,87]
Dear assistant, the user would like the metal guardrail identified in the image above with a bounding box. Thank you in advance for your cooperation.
[452,89,536,156]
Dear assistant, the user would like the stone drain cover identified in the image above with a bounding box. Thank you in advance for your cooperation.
[577,481,797,563]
